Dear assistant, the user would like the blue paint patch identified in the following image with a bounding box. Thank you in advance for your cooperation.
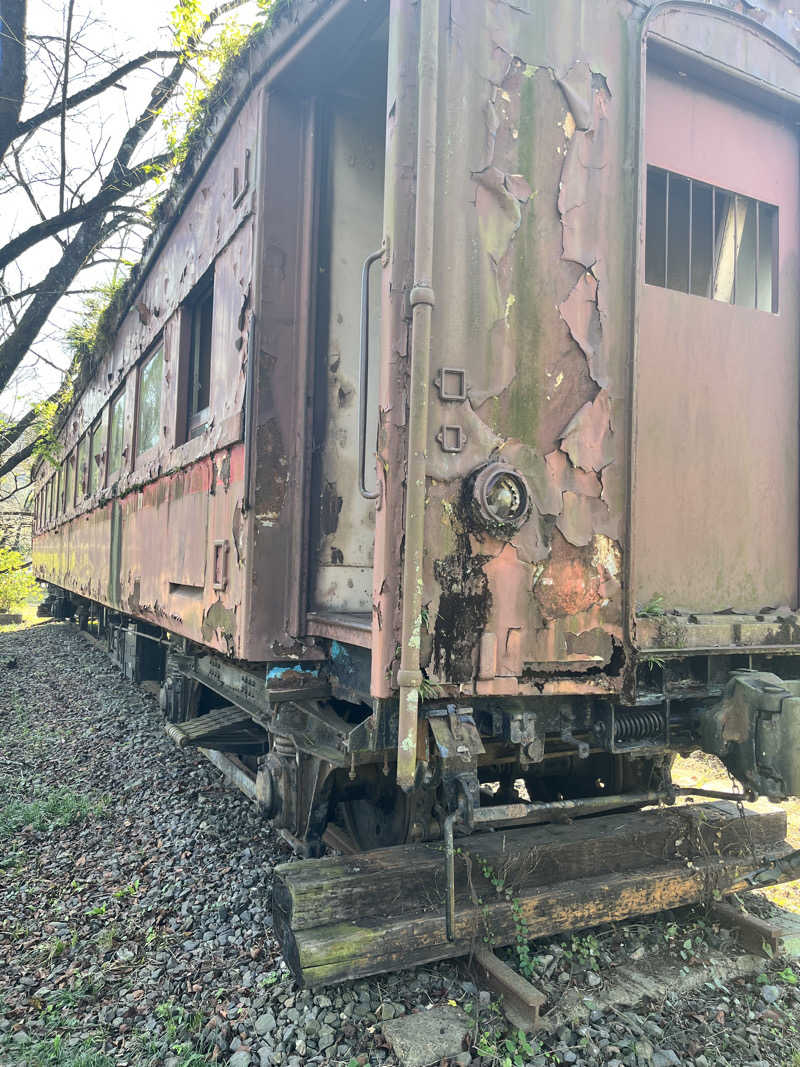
[267,663,320,680]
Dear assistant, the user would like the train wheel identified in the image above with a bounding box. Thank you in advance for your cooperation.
[341,784,411,850]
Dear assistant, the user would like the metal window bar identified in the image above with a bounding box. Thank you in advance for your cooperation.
[759,185,763,307]
[691,177,695,296]
[713,185,720,300]
[664,169,670,290]
[738,188,742,303]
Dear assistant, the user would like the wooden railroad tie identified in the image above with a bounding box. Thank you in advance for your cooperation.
[273,801,792,989]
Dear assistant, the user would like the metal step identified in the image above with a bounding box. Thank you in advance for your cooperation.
[164,706,269,755]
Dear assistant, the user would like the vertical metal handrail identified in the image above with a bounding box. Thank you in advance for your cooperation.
[358,247,383,501]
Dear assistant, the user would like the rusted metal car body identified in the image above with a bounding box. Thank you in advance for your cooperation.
[32,0,800,853]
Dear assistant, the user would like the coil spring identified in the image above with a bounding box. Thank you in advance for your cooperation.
[272,735,296,757]
[613,708,666,742]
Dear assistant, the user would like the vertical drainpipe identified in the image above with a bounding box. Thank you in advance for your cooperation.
[396,0,441,792]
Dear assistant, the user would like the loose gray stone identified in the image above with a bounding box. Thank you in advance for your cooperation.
[255,1012,276,1035]
[634,1038,654,1066]
[761,985,780,1004]
[318,1025,336,1051]
[228,1052,252,1067]
[653,1051,680,1067]
[382,1005,472,1067]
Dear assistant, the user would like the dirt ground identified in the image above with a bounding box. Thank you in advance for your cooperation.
[673,754,800,915]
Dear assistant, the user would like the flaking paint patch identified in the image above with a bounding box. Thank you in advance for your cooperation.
[557,491,619,548]
[557,70,611,271]
[558,271,606,389]
[201,597,236,655]
[254,417,287,520]
[560,392,614,474]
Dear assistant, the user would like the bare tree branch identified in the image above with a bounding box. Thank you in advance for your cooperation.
[58,0,74,215]
[14,47,178,141]
[0,150,171,274]
[0,383,61,453]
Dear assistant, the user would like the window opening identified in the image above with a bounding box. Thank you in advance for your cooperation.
[87,419,102,495]
[645,166,778,312]
[137,344,163,456]
[55,469,61,517]
[64,450,74,509]
[187,280,213,440]
[76,435,89,500]
[108,390,126,479]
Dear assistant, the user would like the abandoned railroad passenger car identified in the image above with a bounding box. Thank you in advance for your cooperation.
[31,0,800,876]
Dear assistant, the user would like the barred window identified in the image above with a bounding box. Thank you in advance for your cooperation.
[645,166,778,312]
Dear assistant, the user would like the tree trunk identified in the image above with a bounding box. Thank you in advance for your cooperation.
[0,0,26,161]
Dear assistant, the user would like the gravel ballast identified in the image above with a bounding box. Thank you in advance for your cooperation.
[1,620,800,1067]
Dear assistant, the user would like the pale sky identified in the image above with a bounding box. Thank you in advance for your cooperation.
[1,0,259,421]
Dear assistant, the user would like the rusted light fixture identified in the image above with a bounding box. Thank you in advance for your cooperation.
[469,462,531,533]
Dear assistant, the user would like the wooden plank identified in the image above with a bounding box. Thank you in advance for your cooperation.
[275,804,787,932]
[281,847,793,987]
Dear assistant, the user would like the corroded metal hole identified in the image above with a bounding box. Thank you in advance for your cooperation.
[470,462,531,534]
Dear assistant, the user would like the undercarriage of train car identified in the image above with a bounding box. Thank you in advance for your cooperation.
[160,643,800,854]
[44,585,800,861]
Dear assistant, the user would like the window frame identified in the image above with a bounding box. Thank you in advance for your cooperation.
[184,273,214,442]
[75,433,90,501]
[106,387,127,485]
[87,416,103,497]
[135,339,165,462]
[63,448,75,511]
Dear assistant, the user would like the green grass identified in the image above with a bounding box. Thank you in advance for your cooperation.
[3,1034,114,1066]
[0,789,100,839]
[0,597,46,633]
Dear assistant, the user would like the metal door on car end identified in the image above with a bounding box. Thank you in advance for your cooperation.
[633,65,800,615]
